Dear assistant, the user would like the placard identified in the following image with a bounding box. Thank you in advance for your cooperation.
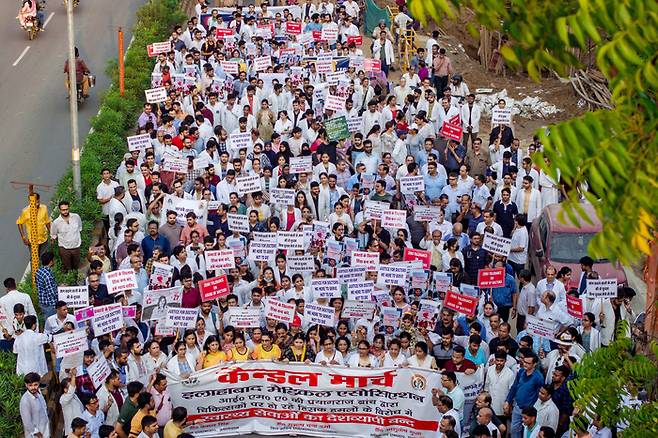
[477,268,506,288]
[249,241,278,262]
[216,28,234,39]
[254,55,272,72]
[286,21,302,35]
[352,251,379,270]
[364,200,390,221]
[53,329,88,358]
[381,209,407,230]
[324,116,350,141]
[347,281,374,301]
[166,307,199,329]
[525,315,557,339]
[341,300,376,319]
[418,299,440,322]
[336,267,366,284]
[253,232,277,243]
[364,58,381,72]
[400,176,425,194]
[227,213,250,233]
[566,295,583,319]
[228,308,262,328]
[145,87,167,104]
[193,156,210,170]
[236,175,262,195]
[414,206,441,222]
[162,158,189,173]
[159,195,209,227]
[320,24,339,41]
[347,116,362,133]
[142,286,183,321]
[325,96,346,113]
[229,132,252,151]
[206,249,236,270]
[377,265,408,287]
[380,307,399,326]
[150,262,175,288]
[443,291,478,315]
[403,248,432,270]
[434,272,452,293]
[312,278,341,299]
[92,304,124,336]
[74,306,95,323]
[87,358,111,389]
[304,303,335,326]
[199,275,231,301]
[287,255,315,272]
[491,107,512,125]
[220,60,239,75]
[270,188,296,205]
[586,278,618,298]
[58,286,89,308]
[122,306,136,319]
[346,35,363,46]
[147,41,172,57]
[482,232,512,257]
[105,269,138,295]
[127,133,152,152]
[277,231,305,250]
[440,121,463,142]
[265,299,296,324]
[289,156,313,174]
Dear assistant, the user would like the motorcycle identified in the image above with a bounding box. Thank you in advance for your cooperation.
[63,0,79,8]
[18,0,46,40]
[71,74,95,104]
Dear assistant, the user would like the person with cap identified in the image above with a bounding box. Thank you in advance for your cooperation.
[539,331,580,384]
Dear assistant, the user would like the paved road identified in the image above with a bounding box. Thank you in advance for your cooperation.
[0,0,142,280]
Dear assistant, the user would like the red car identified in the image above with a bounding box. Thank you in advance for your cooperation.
[528,203,627,286]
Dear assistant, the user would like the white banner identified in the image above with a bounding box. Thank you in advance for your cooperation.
[92,304,124,336]
[206,249,236,270]
[347,281,374,301]
[482,232,512,257]
[277,231,305,250]
[270,188,296,205]
[227,213,250,233]
[312,278,341,299]
[105,269,138,295]
[160,194,209,227]
[303,303,335,326]
[400,176,425,194]
[586,278,618,298]
[166,307,199,329]
[229,308,262,328]
[53,329,88,358]
[249,241,278,262]
[58,286,89,308]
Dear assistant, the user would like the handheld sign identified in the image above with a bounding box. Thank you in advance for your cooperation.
[477,268,506,288]
[403,248,432,270]
[566,295,584,319]
[491,107,512,125]
[444,291,478,315]
[205,249,236,270]
[265,299,296,324]
[144,87,167,104]
[58,286,89,308]
[526,315,557,339]
[482,232,512,257]
[586,278,618,298]
[199,275,230,301]
[441,121,463,141]
[105,270,138,295]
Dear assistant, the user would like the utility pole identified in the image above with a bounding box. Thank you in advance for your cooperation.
[119,27,125,97]
[66,0,81,198]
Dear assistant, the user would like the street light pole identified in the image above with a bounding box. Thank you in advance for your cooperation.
[66,0,81,199]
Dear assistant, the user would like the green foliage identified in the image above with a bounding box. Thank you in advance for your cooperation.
[0,352,27,437]
[409,0,658,264]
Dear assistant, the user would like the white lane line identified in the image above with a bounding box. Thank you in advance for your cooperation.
[43,12,55,29]
[12,46,31,66]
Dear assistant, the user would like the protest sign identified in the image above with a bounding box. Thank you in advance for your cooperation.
[53,329,88,358]
[142,287,183,321]
[409,269,429,289]
[460,284,479,297]
[227,239,246,259]
[286,21,302,34]
[193,155,210,170]
[289,156,312,174]
[236,175,262,195]
[74,306,94,323]
[341,300,376,319]
[88,358,111,389]
[347,281,374,301]
[418,299,440,322]
[347,116,362,133]
[364,58,381,72]
[277,231,305,250]
[270,188,296,205]
[227,213,250,233]
[477,268,506,288]
[324,116,350,141]
[265,299,296,324]
[321,24,339,41]
[92,304,124,336]
[482,232,512,257]
[149,262,174,288]
[312,278,341,299]
[434,272,452,293]
[363,200,390,221]
[166,308,199,329]
[325,96,346,113]
[199,275,231,302]
[381,209,407,230]
[147,41,171,57]
[380,307,399,326]
[287,255,315,272]
[337,267,366,284]
[249,241,278,262]
[586,278,618,298]
[456,367,486,402]
[566,295,584,319]
[377,265,408,287]
[254,55,272,72]
[229,132,252,151]
[352,251,379,270]
[443,291,478,315]
[304,303,335,326]
[122,306,136,319]
[440,121,463,141]
[229,308,262,328]
[127,133,151,151]
[346,35,363,46]
[400,176,425,194]
[414,206,440,222]
[159,195,209,227]
[403,248,432,270]
[58,286,89,308]
[491,107,512,125]
[105,269,138,295]
[162,158,189,173]
[220,60,239,75]
[205,249,236,270]
[253,232,277,243]
[144,87,167,103]
[526,315,557,339]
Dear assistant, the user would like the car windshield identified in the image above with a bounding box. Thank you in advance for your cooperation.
[550,232,606,263]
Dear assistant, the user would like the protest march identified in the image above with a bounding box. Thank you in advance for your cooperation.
[6,1,651,438]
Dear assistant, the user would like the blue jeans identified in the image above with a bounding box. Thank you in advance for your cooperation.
[40,304,55,320]
[511,403,523,438]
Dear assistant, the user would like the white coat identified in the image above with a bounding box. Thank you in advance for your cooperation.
[515,188,543,222]
[371,38,395,66]
[461,103,481,133]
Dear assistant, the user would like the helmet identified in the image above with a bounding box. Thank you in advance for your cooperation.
[452,74,463,82]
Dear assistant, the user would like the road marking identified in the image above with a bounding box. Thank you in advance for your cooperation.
[12,46,31,66]
[43,12,55,29]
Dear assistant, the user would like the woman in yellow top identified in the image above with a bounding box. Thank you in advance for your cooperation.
[251,331,281,361]
[230,334,252,362]
[196,335,228,370]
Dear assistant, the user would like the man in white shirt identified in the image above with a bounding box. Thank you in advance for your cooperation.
[533,385,559,432]
[484,351,515,416]
[0,277,37,319]
[20,372,50,438]
[44,301,77,336]
[514,176,542,223]
[476,210,503,236]
[14,315,49,376]
[96,168,120,224]
[461,94,481,148]
[535,266,567,306]
[508,215,529,274]
[50,200,83,272]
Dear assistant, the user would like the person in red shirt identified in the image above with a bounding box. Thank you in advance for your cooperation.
[443,345,477,374]
[180,273,201,309]
[171,126,189,150]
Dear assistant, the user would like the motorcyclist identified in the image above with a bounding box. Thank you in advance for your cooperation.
[17,0,44,31]
[64,47,91,99]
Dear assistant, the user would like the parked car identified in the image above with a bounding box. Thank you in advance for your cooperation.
[528,203,627,286]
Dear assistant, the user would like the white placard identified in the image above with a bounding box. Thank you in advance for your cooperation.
[193,155,210,170]
[88,358,112,389]
[159,195,209,227]
[141,286,183,321]
[145,87,167,103]
[347,116,362,133]
[351,251,380,270]
[162,158,189,173]
[525,315,557,339]
[377,265,408,287]
[341,300,376,319]
[363,200,390,221]
[265,299,296,324]
[228,308,262,328]
[53,329,88,358]
[336,266,366,283]
[229,132,252,151]
[149,41,172,56]
[220,60,239,75]
[254,55,272,72]
[277,231,305,250]
[165,307,199,329]
[205,249,236,270]
[312,278,341,299]
[400,176,425,194]
[58,286,89,308]
[491,107,512,125]
[287,255,315,272]
[236,175,262,195]
[414,206,441,222]
[150,262,174,288]
[253,232,278,243]
[320,24,339,41]
[381,209,407,230]
[127,134,151,152]
[227,213,250,233]
[482,232,512,257]
[325,95,346,112]
[249,241,278,261]
[270,188,296,205]
[289,156,313,174]
[304,303,335,326]
[92,304,124,336]
[347,281,374,301]
[105,270,138,295]
[586,278,618,298]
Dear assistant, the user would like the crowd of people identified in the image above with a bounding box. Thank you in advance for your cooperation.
[5,1,643,438]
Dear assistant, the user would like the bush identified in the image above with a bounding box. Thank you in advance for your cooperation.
[0,352,27,437]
